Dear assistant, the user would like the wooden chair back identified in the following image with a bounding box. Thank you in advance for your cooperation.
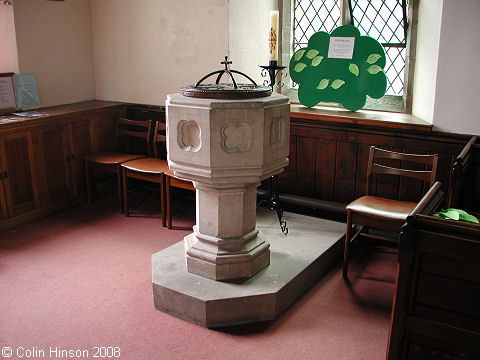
[366,146,438,196]
[115,118,152,156]
[152,121,167,159]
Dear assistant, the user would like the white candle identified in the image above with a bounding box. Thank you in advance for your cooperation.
[269,10,279,61]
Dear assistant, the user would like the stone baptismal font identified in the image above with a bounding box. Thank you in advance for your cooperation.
[152,58,298,327]
[166,62,290,281]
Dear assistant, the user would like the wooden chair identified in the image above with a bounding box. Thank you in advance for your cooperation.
[120,121,170,226]
[343,146,438,280]
[165,169,195,229]
[84,118,152,213]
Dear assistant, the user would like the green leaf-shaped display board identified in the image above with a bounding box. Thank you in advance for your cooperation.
[290,25,387,111]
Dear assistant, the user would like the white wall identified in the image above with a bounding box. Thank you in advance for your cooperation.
[229,0,278,86]
[91,0,229,105]
[7,0,480,135]
[411,0,443,125]
[13,0,95,107]
[431,0,480,135]
[0,4,19,73]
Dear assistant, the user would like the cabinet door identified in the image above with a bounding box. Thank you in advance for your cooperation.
[0,158,9,220]
[68,120,91,197]
[40,125,71,204]
[0,132,39,218]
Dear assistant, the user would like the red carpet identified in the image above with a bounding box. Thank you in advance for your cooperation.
[0,195,394,360]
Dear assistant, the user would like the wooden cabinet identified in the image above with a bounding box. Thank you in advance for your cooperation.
[0,131,40,222]
[37,119,92,206]
[0,101,123,231]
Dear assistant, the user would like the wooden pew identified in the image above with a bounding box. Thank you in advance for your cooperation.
[448,135,479,216]
[387,181,480,359]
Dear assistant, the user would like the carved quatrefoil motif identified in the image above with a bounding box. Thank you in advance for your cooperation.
[270,116,283,146]
[177,120,201,152]
[221,122,252,154]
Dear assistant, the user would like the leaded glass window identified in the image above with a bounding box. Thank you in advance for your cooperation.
[291,0,411,107]
[293,0,341,52]
[350,0,408,95]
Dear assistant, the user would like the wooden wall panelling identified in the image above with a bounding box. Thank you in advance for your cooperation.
[90,108,123,153]
[354,143,370,199]
[278,135,297,194]
[314,138,336,201]
[396,148,428,202]
[407,151,429,201]
[374,145,403,200]
[68,119,92,197]
[295,136,316,197]
[285,115,468,209]
[334,141,357,204]
[88,108,124,200]
[126,104,167,157]
[126,104,165,123]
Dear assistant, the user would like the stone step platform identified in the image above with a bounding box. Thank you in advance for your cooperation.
[152,208,346,328]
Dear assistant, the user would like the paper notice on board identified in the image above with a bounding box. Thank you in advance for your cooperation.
[0,75,17,111]
[14,73,40,110]
[328,37,355,59]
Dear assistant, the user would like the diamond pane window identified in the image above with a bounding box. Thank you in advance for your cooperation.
[351,0,408,95]
[293,0,341,53]
[292,0,408,97]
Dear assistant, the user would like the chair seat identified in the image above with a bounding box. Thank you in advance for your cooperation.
[121,158,169,173]
[165,169,190,182]
[347,196,416,222]
[84,151,146,165]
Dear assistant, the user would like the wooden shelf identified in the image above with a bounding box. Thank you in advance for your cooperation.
[290,104,432,132]
[0,101,123,131]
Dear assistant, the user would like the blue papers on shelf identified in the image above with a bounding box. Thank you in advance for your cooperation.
[11,111,48,118]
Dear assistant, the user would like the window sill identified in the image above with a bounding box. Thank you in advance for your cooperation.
[290,104,432,133]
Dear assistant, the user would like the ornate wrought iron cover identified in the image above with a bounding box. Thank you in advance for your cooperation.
[181,57,271,99]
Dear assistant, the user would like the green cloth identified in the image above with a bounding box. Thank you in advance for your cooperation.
[433,208,479,224]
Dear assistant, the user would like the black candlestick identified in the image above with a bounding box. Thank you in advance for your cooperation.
[259,60,287,92]
[258,60,288,235]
